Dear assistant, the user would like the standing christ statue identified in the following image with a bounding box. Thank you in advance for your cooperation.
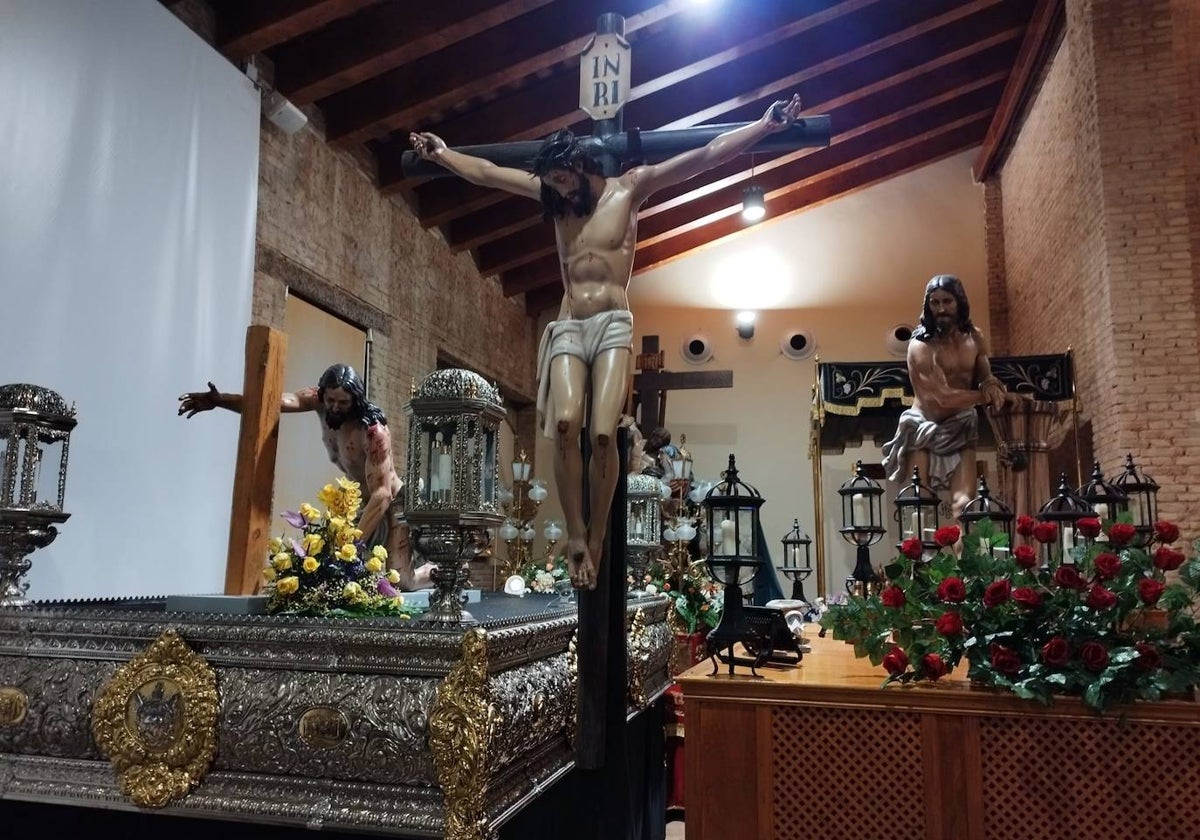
[411,95,802,589]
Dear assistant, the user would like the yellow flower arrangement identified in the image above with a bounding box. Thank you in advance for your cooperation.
[261,477,418,618]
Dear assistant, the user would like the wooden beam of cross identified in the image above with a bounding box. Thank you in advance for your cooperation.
[632,335,732,431]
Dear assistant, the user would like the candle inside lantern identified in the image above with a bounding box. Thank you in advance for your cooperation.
[1093,502,1109,522]
[436,445,453,501]
[852,493,867,524]
[720,519,736,555]
[1063,526,1075,550]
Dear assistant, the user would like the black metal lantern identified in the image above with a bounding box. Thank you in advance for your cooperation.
[1037,472,1092,566]
[958,475,1015,553]
[702,453,766,676]
[777,518,813,605]
[1076,461,1129,525]
[838,461,886,597]
[1112,453,1159,546]
[893,466,941,556]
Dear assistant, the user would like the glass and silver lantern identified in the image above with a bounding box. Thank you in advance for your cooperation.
[0,384,77,608]
[625,473,665,598]
[404,370,505,625]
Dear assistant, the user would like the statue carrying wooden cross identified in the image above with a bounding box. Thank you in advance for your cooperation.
[408,13,829,592]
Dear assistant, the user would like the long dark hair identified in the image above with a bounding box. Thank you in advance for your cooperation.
[531,129,603,220]
[911,274,973,342]
[317,363,387,427]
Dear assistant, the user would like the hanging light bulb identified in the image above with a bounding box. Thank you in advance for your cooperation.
[742,185,765,222]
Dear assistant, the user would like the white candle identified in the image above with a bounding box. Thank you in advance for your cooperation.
[852,493,867,523]
[1093,503,1109,522]
[910,512,921,537]
[437,450,453,500]
[1063,526,1075,549]
[720,519,736,555]
[979,538,991,554]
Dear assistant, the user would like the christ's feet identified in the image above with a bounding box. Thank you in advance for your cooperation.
[566,537,597,590]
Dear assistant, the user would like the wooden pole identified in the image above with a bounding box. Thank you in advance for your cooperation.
[224,325,287,595]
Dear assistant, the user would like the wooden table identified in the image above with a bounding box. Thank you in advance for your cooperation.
[677,634,1200,840]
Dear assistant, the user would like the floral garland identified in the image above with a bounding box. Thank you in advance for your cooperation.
[261,477,418,618]
[820,516,1200,713]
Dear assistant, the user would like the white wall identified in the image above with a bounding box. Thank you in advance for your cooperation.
[0,0,259,599]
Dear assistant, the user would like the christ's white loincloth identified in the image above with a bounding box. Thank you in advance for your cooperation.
[536,310,634,439]
[881,406,978,489]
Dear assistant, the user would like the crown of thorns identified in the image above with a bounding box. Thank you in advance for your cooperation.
[532,130,583,175]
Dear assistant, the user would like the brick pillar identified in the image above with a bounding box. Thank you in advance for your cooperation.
[1088,0,1200,528]
[982,177,1010,355]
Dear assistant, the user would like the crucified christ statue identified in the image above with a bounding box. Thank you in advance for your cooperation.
[411,94,803,589]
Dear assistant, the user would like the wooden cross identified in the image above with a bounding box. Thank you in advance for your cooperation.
[632,335,732,431]
[224,325,287,596]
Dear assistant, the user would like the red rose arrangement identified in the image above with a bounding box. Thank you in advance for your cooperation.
[820,515,1200,713]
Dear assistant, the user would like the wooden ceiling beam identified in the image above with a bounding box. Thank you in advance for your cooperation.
[631,118,990,274]
[385,0,1019,214]
[452,31,1019,253]
[972,0,1065,179]
[272,0,556,106]
[215,0,382,61]
[322,0,683,146]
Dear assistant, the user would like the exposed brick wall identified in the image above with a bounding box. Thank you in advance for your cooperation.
[982,178,1010,355]
[998,0,1200,530]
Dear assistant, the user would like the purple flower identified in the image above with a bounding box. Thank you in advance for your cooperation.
[281,510,306,529]
[377,578,398,597]
[290,538,306,558]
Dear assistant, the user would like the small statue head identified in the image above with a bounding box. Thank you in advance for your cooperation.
[531,129,604,220]
[318,364,386,429]
[913,274,973,341]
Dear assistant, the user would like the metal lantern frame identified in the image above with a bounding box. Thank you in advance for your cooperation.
[702,453,766,676]
[626,473,665,597]
[403,370,506,625]
[1076,461,1129,525]
[670,433,694,487]
[1112,453,1159,547]
[778,517,814,608]
[838,461,886,597]
[958,475,1015,553]
[0,384,77,609]
[893,466,941,555]
[1037,471,1093,566]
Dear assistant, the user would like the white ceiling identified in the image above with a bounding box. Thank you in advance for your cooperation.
[628,148,988,312]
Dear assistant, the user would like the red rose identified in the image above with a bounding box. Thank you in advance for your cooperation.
[882,646,909,676]
[1016,515,1036,537]
[1041,636,1072,666]
[1014,544,1039,569]
[1093,552,1122,580]
[1032,522,1059,545]
[1138,577,1166,605]
[1012,587,1042,609]
[989,643,1021,676]
[983,580,1012,608]
[1153,547,1185,572]
[1080,641,1109,672]
[881,585,906,608]
[1076,517,1102,539]
[900,537,923,560]
[1154,521,1181,544]
[934,525,961,547]
[1085,584,1118,610]
[1107,522,1137,546]
[936,611,964,636]
[1054,565,1087,590]
[1135,642,1162,672]
[937,577,967,603]
[922,653,949,681]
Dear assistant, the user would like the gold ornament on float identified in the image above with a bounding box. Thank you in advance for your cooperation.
[91,629,218,808]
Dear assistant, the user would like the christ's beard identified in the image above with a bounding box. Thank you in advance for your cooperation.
[568,178,595,216]
[324,410,349,430]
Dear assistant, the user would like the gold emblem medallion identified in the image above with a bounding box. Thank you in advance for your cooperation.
[0,687,28,725]
[91,629,218,808]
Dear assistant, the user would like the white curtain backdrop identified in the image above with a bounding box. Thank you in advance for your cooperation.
[0,0,259,599]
